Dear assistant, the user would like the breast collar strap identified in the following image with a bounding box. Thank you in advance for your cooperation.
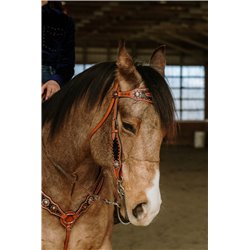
[42,169,104,250]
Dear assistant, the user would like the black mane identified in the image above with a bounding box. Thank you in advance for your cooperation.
[42,62,176,138]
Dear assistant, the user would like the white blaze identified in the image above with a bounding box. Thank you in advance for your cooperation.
[146,169,162,218]
[128,168,162,226]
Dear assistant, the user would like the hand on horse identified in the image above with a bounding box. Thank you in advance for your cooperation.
[42,80,60,102]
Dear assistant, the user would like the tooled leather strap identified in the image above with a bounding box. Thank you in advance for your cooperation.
[118,88,152,103]
[111,93,122,180]
[87,83,119,141]
[42,169,104,250]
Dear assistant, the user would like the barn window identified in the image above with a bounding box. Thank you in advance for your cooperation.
[165,66,205,120]
[74,64,92,75]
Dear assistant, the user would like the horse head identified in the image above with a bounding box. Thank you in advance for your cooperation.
[89,42,175,226]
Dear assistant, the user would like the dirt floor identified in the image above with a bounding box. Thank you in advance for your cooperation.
[112,146,208,250]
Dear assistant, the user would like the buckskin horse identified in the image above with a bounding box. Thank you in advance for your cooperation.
[42,42,176,250]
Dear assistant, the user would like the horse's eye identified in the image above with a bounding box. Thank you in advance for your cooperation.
[122,122,136,134]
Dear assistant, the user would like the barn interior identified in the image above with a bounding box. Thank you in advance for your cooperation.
[60,1,208,249]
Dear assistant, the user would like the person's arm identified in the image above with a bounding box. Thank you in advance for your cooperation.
[42,17,75,101]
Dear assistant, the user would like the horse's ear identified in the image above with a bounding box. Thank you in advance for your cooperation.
[150,45,166,77]
[116,40,142,91]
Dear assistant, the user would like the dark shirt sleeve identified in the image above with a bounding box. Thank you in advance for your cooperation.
[50,18,75,87]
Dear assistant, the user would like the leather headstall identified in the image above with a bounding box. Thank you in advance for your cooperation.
[87,81,153,224]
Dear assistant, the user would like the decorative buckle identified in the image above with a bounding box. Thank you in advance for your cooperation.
[60,211,77,228]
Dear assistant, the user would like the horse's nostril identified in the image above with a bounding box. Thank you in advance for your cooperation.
[132,203,146,219]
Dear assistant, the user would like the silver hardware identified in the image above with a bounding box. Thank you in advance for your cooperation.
[51,205,57,211]
[88,196,94,204]
[42,198,50,207]
[118,180,125,197]
[92,194,100,201]
[114,160,120,168]
[135,91,141,98]
[116,203,130,225]
[103,199,121,207]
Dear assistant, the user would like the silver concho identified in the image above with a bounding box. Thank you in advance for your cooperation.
[114,160,120,168]
[134,90,141,98]
[42,198,50,207]
[51,205,57,211]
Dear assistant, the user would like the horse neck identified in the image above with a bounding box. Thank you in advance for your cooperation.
[42,98,108,170]
[42,96,113,208]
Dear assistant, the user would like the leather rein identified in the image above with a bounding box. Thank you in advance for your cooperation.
[42,81,152,250]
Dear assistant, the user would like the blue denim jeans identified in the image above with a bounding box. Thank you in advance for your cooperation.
[42,65,55,84]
